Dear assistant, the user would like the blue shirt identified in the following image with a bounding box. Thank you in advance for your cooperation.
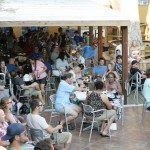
[55,80,75,111]
[43,60,51,74]
[82,46,96,58]
[143,78,150,108]
[6,64,17,73]
[29,51,42,59]
[92,65,107,75]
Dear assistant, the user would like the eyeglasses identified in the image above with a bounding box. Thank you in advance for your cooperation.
[38,104,44,107]
[6,101,12,104]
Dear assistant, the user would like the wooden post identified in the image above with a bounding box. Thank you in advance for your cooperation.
[98,26,103,59]
[77,26,81,35]
[121,26,128,104]
[89,26,93,46]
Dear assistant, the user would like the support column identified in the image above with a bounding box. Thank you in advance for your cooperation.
[121,26,128,104]
[89,26,93,46]
[77,26,81,35]
[98,26,103,59]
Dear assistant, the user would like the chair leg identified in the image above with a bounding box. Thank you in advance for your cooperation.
[89,121,94,142]
[121,108,124,126]
[65,113,69,132]
[79,117,84,136]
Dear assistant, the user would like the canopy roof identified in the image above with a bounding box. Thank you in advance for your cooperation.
[0,0,130,27]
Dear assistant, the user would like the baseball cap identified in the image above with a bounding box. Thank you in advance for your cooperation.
[116,55,122,59]
[2,123,25,141]
[131,60,138,65]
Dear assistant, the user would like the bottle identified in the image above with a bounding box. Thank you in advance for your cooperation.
[58,121,62,133]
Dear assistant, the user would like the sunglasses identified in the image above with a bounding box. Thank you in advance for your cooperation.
[38,104,44,107]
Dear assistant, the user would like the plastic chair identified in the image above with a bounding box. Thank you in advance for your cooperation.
[49,94,69,132]
[30,128,44,143]
[15,85,31,102]
[45,77,56,104]
[49,94,61,125]
[0,73,6,84]
[79,103,109,142]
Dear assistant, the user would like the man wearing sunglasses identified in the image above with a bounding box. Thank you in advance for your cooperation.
[2,123,29,150]
[27,99,72,150]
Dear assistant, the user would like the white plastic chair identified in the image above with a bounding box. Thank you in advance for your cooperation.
[15,85,31,102]
[79,103,110,142]
[49,94,69,131]
[45,77,56,104]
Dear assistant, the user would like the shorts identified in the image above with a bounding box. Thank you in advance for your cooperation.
[59,104,81,115]
[53,132,70,144]
[85,110,116,122]
[24,88,40,96]
[36,77,47,84]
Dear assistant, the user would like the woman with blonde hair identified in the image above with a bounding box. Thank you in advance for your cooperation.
[0,97,25,124]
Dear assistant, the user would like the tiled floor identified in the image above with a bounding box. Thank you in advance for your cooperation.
[42,106,150,150]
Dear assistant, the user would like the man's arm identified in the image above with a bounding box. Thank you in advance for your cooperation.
[45,124,63,134]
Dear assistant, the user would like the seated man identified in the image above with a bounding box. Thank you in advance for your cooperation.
[2,123,29,150]
[130,60,146,85]
[26,99,72,150]
[10,71,44,104]
[55,73,87,128]
[92,57,107,81]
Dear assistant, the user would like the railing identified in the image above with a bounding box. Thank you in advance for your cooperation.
[125,72,142,104]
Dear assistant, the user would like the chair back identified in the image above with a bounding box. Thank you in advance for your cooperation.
[49,94,56,109]
[82,103,94,113]
[30,128,43,143]
[0,73,5,84]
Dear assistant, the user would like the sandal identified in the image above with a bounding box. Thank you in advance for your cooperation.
[100,133,110,137]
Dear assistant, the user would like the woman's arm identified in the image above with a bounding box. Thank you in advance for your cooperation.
[116,82,123,95]
[6,113,17,124]
[101,94,112,110]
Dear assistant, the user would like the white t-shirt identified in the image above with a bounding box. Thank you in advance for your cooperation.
[55,59,69,71]
[26,114,50,141]
[77,56,85,65]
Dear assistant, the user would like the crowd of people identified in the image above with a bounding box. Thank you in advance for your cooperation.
[0,27,149,149]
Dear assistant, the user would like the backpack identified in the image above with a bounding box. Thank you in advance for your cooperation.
[19,102,30,115]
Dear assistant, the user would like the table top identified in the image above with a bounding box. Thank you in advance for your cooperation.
[74,91,87,101]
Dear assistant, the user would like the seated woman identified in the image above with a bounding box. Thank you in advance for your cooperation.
[102,63,119,82]
[143,68,150,110]
[129,40,141,63]
[0,97,25,124]
[85,81,116,137]
[105,72,123,120]
[0,60,10,85]
[55,52,69,76]
[0,109,9,147]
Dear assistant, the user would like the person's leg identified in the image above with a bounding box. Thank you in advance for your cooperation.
[54,132,72,150]
[39,83,45,103]
[101,110,116,135]
[31,82,40,90]
[60,105,79,125]
[95,110,116,135]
